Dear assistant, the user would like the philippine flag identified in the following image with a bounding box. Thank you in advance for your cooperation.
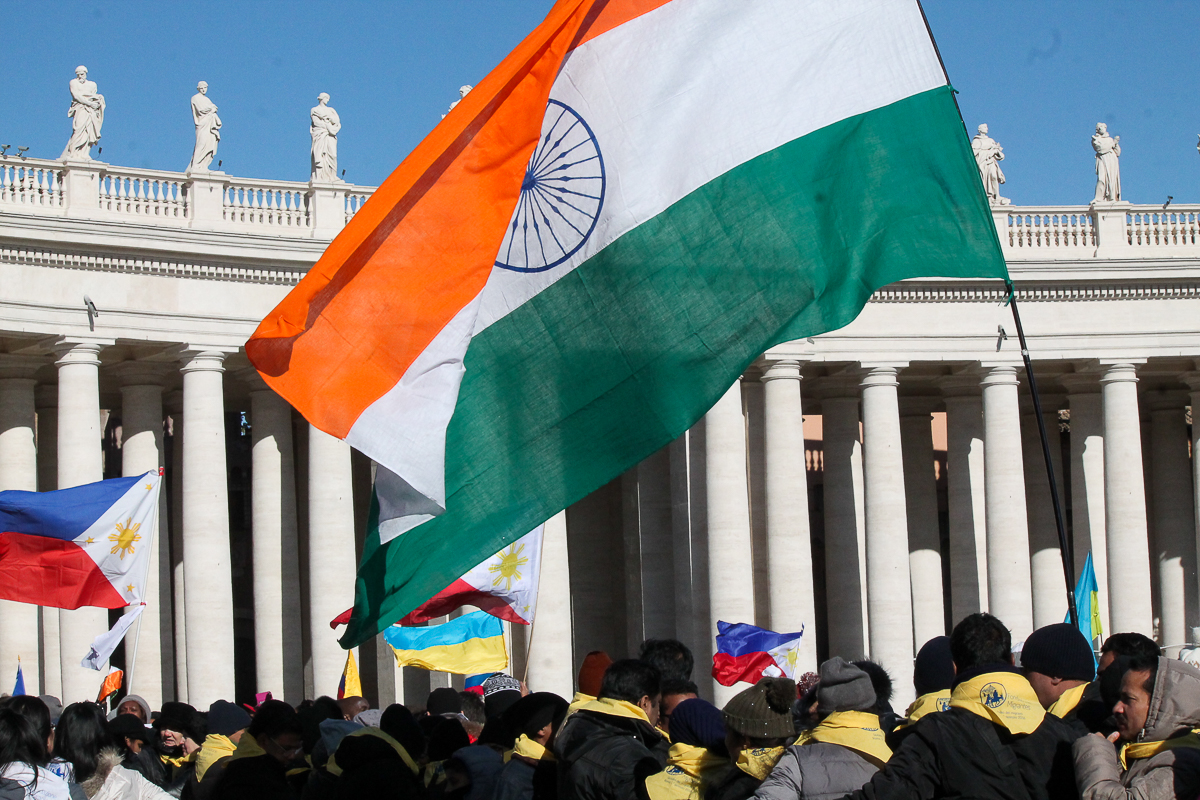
[0,472,161,610]
[712,621,805,687]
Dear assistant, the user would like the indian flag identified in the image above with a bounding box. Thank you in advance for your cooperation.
[248,0,1009,647]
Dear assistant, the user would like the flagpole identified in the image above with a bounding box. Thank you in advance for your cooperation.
[126,469,162,697]
[1005,280,1079,628]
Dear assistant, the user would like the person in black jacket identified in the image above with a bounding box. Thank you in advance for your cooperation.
[494,692,570,800]
[214,700,305,800]
[555,659,667,800]
[845,612,1080,800]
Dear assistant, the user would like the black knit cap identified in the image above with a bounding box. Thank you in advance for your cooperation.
[207,700,251,737]
[1021,623,1096,682]
[722,677,796,739]
[914,636,956,696]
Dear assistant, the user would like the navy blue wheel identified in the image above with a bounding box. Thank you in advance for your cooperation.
[495,100,605,273]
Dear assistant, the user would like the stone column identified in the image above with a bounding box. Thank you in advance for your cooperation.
[0,361,42,695]
[166,397,187,703]
[704,380,755,705]
[860,366,915,707]
[526,511,574,698]
[1063,376,1109,634]
[1187,374,1200,641]
[1145,392,1196,651]
[1099,363,1154,636]
[940,379,988,623]
[760,360,817,673]
[55,339,111,702]
[820,388,868,659]
[34,387,60,698]
[1021,396,1068,629]
[249,387,304,702]
[180,349,236,705]
[899,397,945,649]
[980,365,1033,640]
[117,371,167,707]
[307,425,359,698]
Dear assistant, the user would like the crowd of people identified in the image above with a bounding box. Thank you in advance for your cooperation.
[0,613,1197,799]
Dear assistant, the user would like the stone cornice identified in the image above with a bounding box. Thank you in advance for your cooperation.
[0,242,304,285]
[870,279,1200,304]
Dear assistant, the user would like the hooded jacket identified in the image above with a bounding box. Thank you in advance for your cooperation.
[1073,658,1200,800]
[555,698,667,800]
[846,665,1080,800]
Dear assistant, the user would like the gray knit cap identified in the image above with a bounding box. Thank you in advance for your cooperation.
[722,677,796,738]
[817,657,876,714]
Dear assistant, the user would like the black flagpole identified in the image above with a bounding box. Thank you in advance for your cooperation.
[1005,280,1079,628]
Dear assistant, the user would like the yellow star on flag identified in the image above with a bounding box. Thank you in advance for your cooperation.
[145,483,153,491]
[126,584,135,593]
[85,537,95,544]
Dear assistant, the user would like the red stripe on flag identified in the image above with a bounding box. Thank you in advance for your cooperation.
[399,579,530,626]
[0,532,127,610]
[712,651,777,687]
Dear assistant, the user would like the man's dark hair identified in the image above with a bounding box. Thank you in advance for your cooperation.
[0,707,47,774]
[247,700,303,740]
[661,678,699,698]
[458,691,486,725]
[1101,633,1161,662]
[381,704,426,761]
[852,660,894,713]
[950,613,1012,670]
[53,702,112,784]
[639,639,694,682]
[599,659,662,703]
[1126,654,1160,697]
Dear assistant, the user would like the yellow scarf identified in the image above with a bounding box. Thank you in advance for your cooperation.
[644,744,727,800]
[806,711,892,767]
[903,690,952,726]
[194,734,238,781]
[509,734,555,763]
[1120,731,1200,770]
[567,692,596,717]
[327,728,420,777]
[950,672,1045,735]
[573,697,652,724]
[159,748,199,776]
[1048,683,1088,718]
[423,760,446,787]
[735,746,785,781]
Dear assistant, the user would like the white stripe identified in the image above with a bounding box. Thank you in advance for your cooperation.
[475,0,944,331]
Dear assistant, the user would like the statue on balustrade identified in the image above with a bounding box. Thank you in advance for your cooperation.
[442,85,473,119]
[1092,122,1121,202]
[187,81,223,173]
[59,66,105,161]
[971,123,1008,205]
[310,93,341,182]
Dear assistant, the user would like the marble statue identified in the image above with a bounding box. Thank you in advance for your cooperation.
[59,66,105,160]
[442,85,473,119]
[188,81,222,173]
[1092,123,1121,202]
[310,93,341,182]
[971,123,1009,205]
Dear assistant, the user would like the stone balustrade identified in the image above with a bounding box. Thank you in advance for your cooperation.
[997,203,1200,258]
[0,155,373,239]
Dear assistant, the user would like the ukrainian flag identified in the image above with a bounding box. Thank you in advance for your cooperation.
[384,610,508,674]
[1067,552,1104,655]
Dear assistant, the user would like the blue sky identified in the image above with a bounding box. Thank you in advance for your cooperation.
[3,2,1197,205]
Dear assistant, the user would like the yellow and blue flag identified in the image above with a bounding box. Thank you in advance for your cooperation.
[1067,552,1104,655]
[338,650,362,700]
[383,610,507,675]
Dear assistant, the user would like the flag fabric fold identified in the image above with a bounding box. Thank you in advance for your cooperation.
[1068,552,1103,654]
[383,611,508,674]
[81,604,145,671]
[249,0,1010,648]
[0,472,162,610]
[713,621,805,687]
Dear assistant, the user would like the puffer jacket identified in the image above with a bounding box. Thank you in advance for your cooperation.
[753,742,878,800]
[555,699,667,800]
[1073,657,1200,800]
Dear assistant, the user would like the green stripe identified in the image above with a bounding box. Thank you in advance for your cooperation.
[342,86,1007,646]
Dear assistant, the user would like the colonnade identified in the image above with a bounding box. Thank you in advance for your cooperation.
[0,346,1195,710]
